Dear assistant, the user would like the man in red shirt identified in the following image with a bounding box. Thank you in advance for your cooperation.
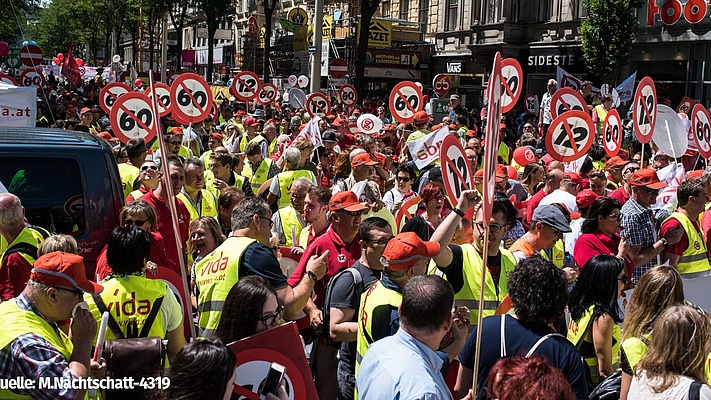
[140,156,190,274]
[526,169,563,225]
[609,162,639,207]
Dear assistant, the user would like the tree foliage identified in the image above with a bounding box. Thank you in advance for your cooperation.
[581,0,642,85]
[0,0,39,39]
[195,0,237,81]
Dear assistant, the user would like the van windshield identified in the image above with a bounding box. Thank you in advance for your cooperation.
[0,157,85,236]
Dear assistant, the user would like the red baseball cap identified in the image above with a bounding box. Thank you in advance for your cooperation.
[351,153,378,168]
[328,191,368,212]
[495,164,507,183]
[332,118,344,127]
[576,189,600,209]
[381,232,440,271]
[31,252,103,294]
[629,168,665,189]
[168,127,183,135]
[563,172,583,186]
[244,116,259,127]
[211,132,224,141]
[687,170,704,181]
[413,111,430,125]
[80,107,92,115]
[604,156,629,171]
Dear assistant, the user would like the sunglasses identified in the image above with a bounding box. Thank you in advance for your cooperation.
[340,210,364,217]
[643,187,660,195]
[476,222,507,233]
[366,237,393,246]
[141,165,158,172]
[123,218,148,227]
[258,215,274,228]
[53,286,84,299]
[396,176,411,182]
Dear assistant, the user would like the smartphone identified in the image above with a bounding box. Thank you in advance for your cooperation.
[260,362,285,397]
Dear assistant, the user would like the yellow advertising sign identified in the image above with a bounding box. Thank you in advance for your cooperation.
[294,25,309,52]
[322,16,332,40]
[257,27,266,49]
[357,18,392,48]
[287,7,308,26]
[210,85,231,103]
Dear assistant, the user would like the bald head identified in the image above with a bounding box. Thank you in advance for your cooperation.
[0,193,24,230]
[349,148,366,161]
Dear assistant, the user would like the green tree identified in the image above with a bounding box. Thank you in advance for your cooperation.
[581,0,641,85]
[262,0,278,81]
[0,0,38,39]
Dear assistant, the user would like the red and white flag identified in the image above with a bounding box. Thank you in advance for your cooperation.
[61,44,81,89]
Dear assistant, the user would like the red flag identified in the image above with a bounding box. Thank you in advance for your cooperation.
[61,43,81,89]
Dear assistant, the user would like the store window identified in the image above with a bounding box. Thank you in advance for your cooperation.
[446,0,458,30]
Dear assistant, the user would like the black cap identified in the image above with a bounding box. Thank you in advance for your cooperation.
[429,166,442,182]
[322,130,337,143]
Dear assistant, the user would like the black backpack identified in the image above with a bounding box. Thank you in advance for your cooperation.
[321,268,363,343]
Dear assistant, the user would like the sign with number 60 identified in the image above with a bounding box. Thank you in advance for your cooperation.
[339,84,358,107]
[603,110,622,158]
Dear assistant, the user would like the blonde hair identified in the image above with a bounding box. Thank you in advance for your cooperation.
[38,234,78,256]
[621,265,685,341]
[636,304,711,392]
[187,216,226,255]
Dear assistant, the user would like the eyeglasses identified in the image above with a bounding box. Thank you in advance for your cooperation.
[475,222,507,233]
[643,187,660,195]
[607,213,623,221]
[140,165,158,172]
[340,210,364,217]
[53,286,84,299]
[396,176,411,182]
[258,305,285,327]
[366,237,393,246]
[123,218,148,227]
[257,215,274,228]
[623,167,639,174]
[167,141,181,146]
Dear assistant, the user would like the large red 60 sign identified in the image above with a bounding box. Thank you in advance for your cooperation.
[648,0,709,26]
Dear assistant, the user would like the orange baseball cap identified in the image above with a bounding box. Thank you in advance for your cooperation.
[381,232,440,271]
[31,252,103,294]
[328,191,368,212]
[351,153,378,168]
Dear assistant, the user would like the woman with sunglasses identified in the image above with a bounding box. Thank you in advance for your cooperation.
[573,197,631,271]
[383,164,418,213]
[567,255,626,386]
[126,160,159,203]
[95,200,177,280]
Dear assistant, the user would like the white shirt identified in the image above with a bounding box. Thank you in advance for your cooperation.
[629,371,711,400]
[539,189,579,213]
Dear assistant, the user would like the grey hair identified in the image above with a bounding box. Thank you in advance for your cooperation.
[291,177,313,191]
[27,280,50,293]
[701,166,711,187]
[231,196,271,231]
[184,157,204,171]
[283,147,302,170]
[0,193,23,230]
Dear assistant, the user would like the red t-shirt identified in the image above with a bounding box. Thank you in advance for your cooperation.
[526,189,547,225]
[139,189,190,270]
[573,231,622,268]
[608,186,629,207]
[287,227,361,308]
[0,253,33,301]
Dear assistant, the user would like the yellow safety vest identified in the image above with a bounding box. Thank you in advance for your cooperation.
[177,189,218,222]
[195,236,256,337]
[205,172,247,197]
[363,208,397,236]
[118,163,140,200]
[238,134,250,153]
[669,211,711,275]
[268,138,278,155]
[242,158,274,193]
[85,275,167,340]
[0,227,46,267]
[0,300,73,399]
[276,170,314,209]
[278,206,304,247]
[541,239,565,268]
[567,305,620,384]
[620,335,649,372]
[249,134,267,149]
[355,280,402,377]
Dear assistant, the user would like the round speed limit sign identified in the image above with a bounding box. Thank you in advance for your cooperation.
[231,71,261,102]
[389,81,423,124]
[691,103,711,159]
[602,109,623,157]
[633,76,657,144]
[440,135,475,203]
[109,92,157,144]
[0,74,18,86]
[170,73,213,124]
[306,92,331,118]
[550,88,586,120]
[545,110,595,162]
[19,68,45,89]
[257,83,278,105]
[500,58,523,113]
[148,83,172,117]
[99,82,131,115]
[339,84,358,107]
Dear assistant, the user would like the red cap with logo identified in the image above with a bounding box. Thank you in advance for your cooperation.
[381,232,440,271]
[31,252,103,294]
[351,153,379,168]
[328,191,368,212]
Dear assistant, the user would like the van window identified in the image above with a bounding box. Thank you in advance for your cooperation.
[0,157,85,236]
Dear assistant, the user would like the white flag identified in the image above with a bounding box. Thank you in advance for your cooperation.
[407,125,450,170]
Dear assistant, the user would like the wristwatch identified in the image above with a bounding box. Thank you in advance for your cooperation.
[661,238,669,248]
[306,271,318,282]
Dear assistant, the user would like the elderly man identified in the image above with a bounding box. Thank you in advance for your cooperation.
[267,147,317,209]
[510,204,572,263]
[195,196,328,337]
[271,177,312,247]
[177,158,218,222]
[539,171,583,213]
[0,251,103,399]
[526,169,564,225]
[333,151,382,200]
[0,193,49,301]
[357,275,470,400]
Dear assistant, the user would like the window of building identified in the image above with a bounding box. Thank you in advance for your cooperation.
[485,0,503,23]
[445,0,458,30]
[419,0,429,31]
[381,0,391,18]
[399,0,409,20]
[538,0,553,22]
[575,0,587,19]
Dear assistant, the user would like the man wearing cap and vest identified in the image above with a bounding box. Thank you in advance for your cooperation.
[432,190,517,329]
[0,193,49,301]
[333,152,382,202]
[237,116,262,153]
[605,156,629,190]
[242,142,280,195]
[196,196,328,337]
[178,158,218,223]
[0,251,103,399]
[660,180,711,276]
[267,148,317,209]
[272,177,311,247]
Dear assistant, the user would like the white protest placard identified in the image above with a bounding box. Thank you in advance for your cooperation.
[407,124,450,169]
[0,82,36,127]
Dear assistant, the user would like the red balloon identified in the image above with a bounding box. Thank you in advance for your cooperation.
[57,53,64,61]
[513,146,536,167]
[0,41,9,57]
[53,57,60,65]
[76,58,84,66]
[134,79,143,87]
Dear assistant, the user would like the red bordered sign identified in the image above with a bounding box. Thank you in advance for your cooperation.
[170,72,213,124]
[306,92,331,117]
[545,110,595,162]
[550,87,586,120]
[395,196,421,233]
[147,83,172,117]
[500,58,523,113]
[524,94,538,115]
[440,135,476,218]
[482,52,502,221]
[19,68,45,89]
[339,84,358,107]
[166,71,180,86]
[356,113,382,134]
[257,83,278,105]
[0,73,18,86]
[109,92,157,144]
[99,82,131,115]
[633,76,657,144]
[603,109,623,158]
[691,103,711,159]
[432,74,451,96]
[231,71,261,102]
[389,81,423,124]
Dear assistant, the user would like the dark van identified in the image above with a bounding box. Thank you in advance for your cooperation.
[0,127,123,278]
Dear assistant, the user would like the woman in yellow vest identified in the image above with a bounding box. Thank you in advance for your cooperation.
[85,226,187,362]
[619,265,686,400]
[188,217,226,308]
[567,255,625,385]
